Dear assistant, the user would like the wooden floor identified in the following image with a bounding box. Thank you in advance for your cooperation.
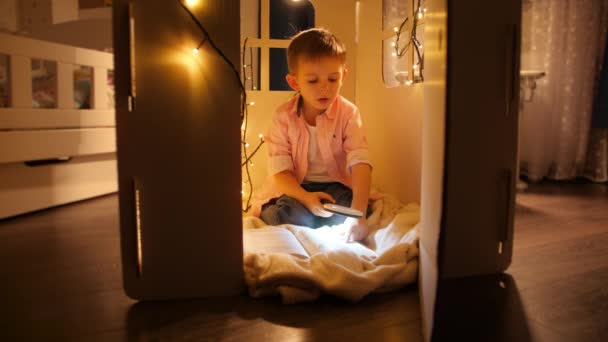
[0,182,606,341]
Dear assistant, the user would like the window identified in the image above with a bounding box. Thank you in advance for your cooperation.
[382,0,426,87]
[240,0,315,91]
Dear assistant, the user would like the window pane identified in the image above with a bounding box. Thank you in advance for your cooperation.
[383,0,410,32]
[107,69,115,109]
[0,54,10,108]
[412,23,425,82]
[74,65,93,109]
[243,47,260,91]
[383,36,410,88]
[269,0,314,39]
[31,59,57,108]
[269,48,290,91]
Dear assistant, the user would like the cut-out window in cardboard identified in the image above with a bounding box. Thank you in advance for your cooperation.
[382,0,426,87]
[240,0,315,92]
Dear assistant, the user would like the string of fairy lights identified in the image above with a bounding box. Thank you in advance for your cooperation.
[178,0,264,212]
[391,0,426,84]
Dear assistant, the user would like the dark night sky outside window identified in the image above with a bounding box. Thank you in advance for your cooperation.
[269,0,314,91]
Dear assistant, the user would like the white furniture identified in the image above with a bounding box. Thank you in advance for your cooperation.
[0,32,117,218]
[517,70,546,190]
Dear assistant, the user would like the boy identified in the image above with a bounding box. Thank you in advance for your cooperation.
[254,28,373,242]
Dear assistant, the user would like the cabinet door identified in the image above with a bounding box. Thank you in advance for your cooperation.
[113,0,244,300]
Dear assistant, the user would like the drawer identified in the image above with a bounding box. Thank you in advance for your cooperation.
[0,128,116,164]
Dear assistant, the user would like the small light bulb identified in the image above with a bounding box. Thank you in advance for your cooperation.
[413,64,419,69]
[391,42,396,47]
[185,0,198,6]
[406,80,414,86]
[192,48,199,55]
[258,133,264,139]
[253,86,257,90]
[248,101,255,106]
[418,12,423,19]
[250,162,254,166]
[245,142,250,148]
[392,52,397,57]
[243,64,248,68]
[393,26,399,32]
[423,8,428,12]
[241,190,244,195]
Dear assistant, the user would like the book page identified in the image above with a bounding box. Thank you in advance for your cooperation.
[293,228,377,260]
[243,226,308,258]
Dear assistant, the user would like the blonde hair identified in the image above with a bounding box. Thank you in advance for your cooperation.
[287,28,346,73]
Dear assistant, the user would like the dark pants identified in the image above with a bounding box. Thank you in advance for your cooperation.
[260,182,355,228]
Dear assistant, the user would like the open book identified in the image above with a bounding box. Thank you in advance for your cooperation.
[243,225,378,260]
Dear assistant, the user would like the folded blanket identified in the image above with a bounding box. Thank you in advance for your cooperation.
[243,195,420,304]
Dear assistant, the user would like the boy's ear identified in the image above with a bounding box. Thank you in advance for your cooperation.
[286,74,300,91]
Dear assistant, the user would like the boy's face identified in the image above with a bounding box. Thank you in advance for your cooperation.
[286,56,347,115]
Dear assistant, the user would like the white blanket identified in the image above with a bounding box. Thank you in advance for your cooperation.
[243,195,420,304]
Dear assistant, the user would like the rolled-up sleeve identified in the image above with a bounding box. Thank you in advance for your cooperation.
[265,112,295,176]
[343,108,373,171]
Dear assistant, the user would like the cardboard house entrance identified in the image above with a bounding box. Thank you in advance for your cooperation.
[113,0,521,340]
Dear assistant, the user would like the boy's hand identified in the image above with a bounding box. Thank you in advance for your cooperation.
[345,217,369,242]
[301,192,335,217]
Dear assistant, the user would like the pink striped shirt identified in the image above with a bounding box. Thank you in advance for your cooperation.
[251,95,373,217]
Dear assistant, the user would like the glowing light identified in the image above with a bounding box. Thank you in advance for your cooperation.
[192,48,199,55]
[413,64,419,69]
[393,26,399,32]
[248,101,255,106]
[392,52,397,57]
[185,0,198,6]
[406,80,414,86]
[245,142,250,148]
[423,8,428,12]
[418,11,423,19]
[391,41,396,47]
[258,133,264,139]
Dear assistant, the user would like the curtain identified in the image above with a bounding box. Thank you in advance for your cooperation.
[519,0,608,182]
[583,32,608,182]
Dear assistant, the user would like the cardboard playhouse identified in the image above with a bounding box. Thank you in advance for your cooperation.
[113,0,522,341]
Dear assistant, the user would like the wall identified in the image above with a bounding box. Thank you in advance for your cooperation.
[13,0,112,51]
[0,0,19,32]
[355,0,423,204]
